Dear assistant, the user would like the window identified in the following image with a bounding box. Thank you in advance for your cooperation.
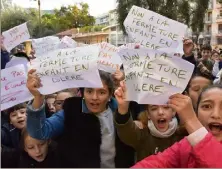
[219,24,222,33]
[217,38,222,44]
[208,12,212,21]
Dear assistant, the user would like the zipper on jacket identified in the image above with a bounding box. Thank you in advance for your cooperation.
[154,147,159,154]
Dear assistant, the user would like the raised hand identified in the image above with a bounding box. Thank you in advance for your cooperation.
[26,69,42,97]
[183,38,194,57]
[0,35,6,51]
[114,81,129,115]
[168,93,203,134]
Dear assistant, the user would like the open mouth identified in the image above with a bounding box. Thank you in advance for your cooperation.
[17,120,25,124]
[208,123,222,134]
[158,119,167,124]
[90,103,99,109]
[156,118,167,129]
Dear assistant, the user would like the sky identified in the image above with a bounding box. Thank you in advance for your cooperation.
[12,0,117,16]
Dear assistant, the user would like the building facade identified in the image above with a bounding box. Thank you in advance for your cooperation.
[95,9,131,46]
[203,0,222,46]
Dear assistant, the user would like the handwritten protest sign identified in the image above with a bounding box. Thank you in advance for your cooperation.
[32,36,60,57]
[97,42,122,73]
[2,23,30,52]
[60,36,77,49]
[124,5,187,50]
[118,48,194,105]
[29,45,103,95]
[1,65,33,110]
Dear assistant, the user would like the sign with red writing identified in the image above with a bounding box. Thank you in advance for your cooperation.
[1,65,33,110]
[2,22,30,52]
[97,42,123,73]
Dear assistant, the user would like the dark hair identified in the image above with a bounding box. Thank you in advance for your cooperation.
[5,103,27,122]
[98,70,114,95]
[211,50,220,56]
[201,44,212,52]
[196,84,222,113]
[184,73,212,94]
[81,70,114,96]
[46,94,56,99]
[14,52,30,61]
[56,90,75,100]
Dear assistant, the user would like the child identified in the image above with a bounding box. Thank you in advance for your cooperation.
[133,85,222,168]
[1,103,27,150]
[196,44,214,78]
[1,128,60,168]
[45,94,56,114]
[211,50,220,63]
[54,90,74,112]
[184,74,212,111]
[114,82,186,162]
[214,69,222,85]
[25,69,135,168]
[212,53,222,77]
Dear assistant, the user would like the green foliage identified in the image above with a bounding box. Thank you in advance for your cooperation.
[80,25,105,33]
[191,0,210,33]
[1,2,95,38]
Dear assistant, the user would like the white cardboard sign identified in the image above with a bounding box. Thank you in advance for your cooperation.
[118,48,194,105]
[29,46,103,95]
[2,23,30,52]
[32,36,60,57]
[124,5,187,50]
[1,64,33,110]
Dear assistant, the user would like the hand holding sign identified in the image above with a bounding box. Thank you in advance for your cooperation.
[118,48,194,105]
[183,38,194,57]
[0,35,6,51]
[168,93,202,134]
[29,45,103,95]
[114,81,130,114]
[26,69,42,97]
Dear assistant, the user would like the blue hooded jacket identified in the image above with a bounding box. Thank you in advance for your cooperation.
[27,97,118,140]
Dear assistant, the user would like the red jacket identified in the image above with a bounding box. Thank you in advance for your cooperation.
[132,133,222,168]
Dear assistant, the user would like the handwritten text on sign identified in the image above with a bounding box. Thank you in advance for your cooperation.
[32,36,60,57]
[97,42,123,73]
[124,5,187,50]
[1,65,33,110]
[2,22,30,52]
[118,48,194,105]
[29,46,103,95]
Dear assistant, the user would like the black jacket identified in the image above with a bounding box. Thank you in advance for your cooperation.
[57,97,135,168]
[1,123,21,149]
[182,54,197,66]
[1,144,60,168]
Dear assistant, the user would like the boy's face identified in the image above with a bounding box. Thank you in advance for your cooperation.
[201,50,211,60]
[10,108,27,129]
[24,135,49,162]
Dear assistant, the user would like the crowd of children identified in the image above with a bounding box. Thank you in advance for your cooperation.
[1,36,222,168]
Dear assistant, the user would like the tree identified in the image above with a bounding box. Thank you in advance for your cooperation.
[1,6,32,32]
[117,0,191,34]
[53,3,95,30]
[191,0,210,43]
